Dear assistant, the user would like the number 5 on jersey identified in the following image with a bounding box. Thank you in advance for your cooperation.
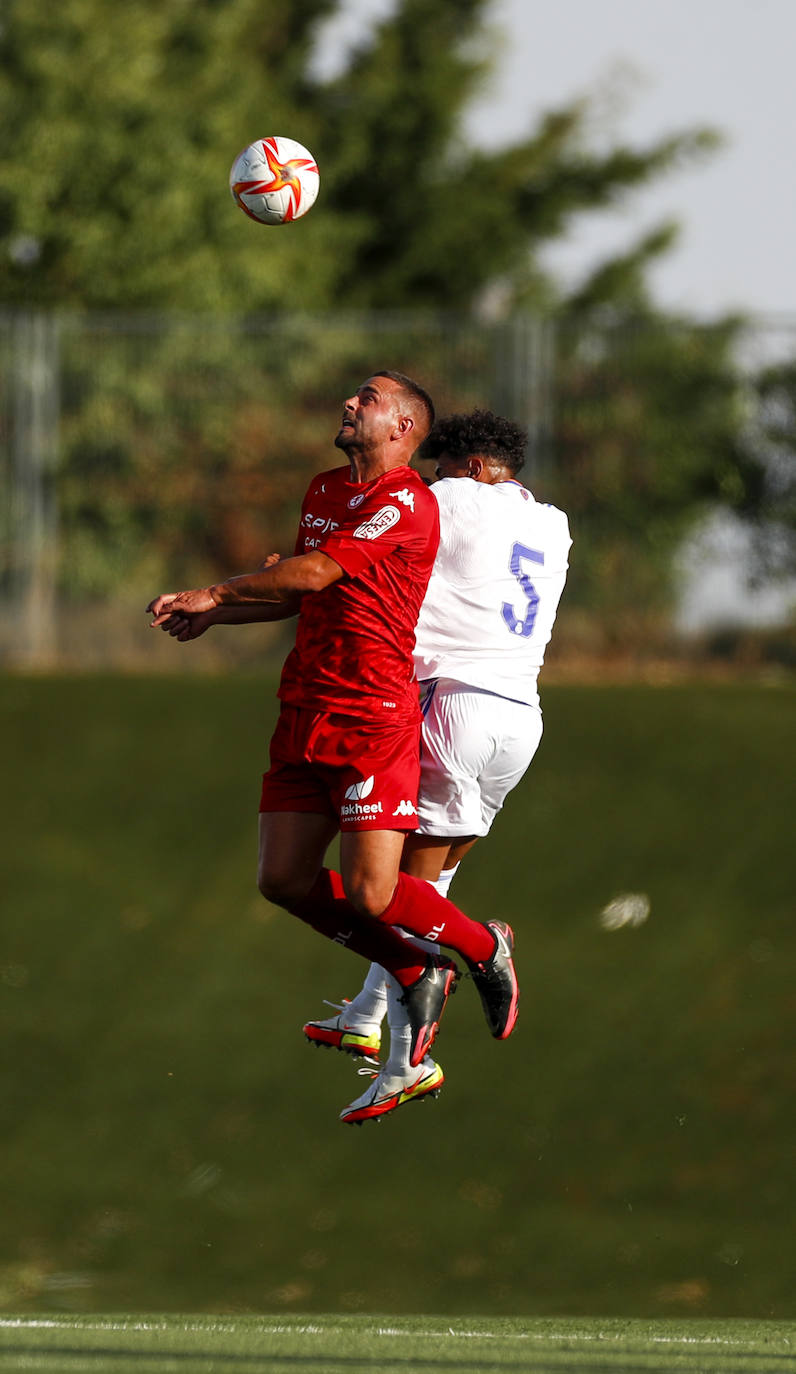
[502,542,544,638]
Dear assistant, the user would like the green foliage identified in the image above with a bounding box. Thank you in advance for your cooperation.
[740,358,796,579]
[1,677,794,1317]
[43,313,524,602]
[0,0,720,314]
[0,0,340,311]
[1,0,790,631]
[547,309,759,643]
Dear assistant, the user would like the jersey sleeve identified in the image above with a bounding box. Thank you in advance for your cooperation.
[322,486,438,577]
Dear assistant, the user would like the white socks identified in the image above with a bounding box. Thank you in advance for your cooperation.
[338,961,389,1030]
[431,863,460,899]
[338,864,462,1071]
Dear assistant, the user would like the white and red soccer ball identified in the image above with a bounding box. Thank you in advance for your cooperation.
[229,136,320,225]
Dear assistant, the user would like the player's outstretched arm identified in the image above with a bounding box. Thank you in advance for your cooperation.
[156,602,300,641]
[212,550,344,606]
[147,550,343,628]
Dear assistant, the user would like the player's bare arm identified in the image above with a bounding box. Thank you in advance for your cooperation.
[147,550,344,627]
[160,601,301,642]
[153,551,290,639]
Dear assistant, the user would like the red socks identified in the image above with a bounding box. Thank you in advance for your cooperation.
[288,868,494,976]
[380,871,494,965]
[288,870,427,985]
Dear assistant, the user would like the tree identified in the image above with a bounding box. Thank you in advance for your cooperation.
[3,0,789,649]
[739,359,796,581]
[0,0,719,315]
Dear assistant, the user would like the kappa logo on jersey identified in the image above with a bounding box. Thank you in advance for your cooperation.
[344,776,375,801]
[392,799,417,817]
[389,488,415,512]
[341,774,384,820]
[353,505,400,540]
[347,492,366,509]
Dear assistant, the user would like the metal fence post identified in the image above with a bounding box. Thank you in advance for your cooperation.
[11,311,60,667]
[492,314,555,475]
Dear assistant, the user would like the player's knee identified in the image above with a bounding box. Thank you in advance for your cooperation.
[257,862,309,911]
[344,875,394,921]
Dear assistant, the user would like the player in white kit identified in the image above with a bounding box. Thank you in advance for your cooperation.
[303,409,572,1122]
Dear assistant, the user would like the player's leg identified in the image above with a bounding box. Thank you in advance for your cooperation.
[332,830,448,1124]
[304,693,523,1066]
[382,687,539,1043]
[259,709,438,983]
[259,810,412,965]
[258,809,337,910]
[335,828,521,1057]
[258,810,425,973]
[303,834,468,1061]
[299,823,400,1063]
[401,832,479,894]
[337,826,460,1066]
[287,710,501,1064]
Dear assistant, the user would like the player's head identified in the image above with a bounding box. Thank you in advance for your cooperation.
[418,408,527,481]
[371,371,436,442]
[335,371,435,457]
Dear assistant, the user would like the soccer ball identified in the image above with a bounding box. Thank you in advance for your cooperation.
[229,136,320,225]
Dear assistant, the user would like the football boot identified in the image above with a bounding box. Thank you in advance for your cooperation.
[340,1058,444,1125]
[466,921,519,1039]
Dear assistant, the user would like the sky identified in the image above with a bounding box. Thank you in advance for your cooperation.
[313,0,796,627]
[314,0,796,322]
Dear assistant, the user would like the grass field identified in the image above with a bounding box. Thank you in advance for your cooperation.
[0,675,794,1324]
[1,1312,795,1373]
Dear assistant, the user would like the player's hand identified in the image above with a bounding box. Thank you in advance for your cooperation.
[256,553,281,572]
[147,587,217,626]
[160,609,216,641]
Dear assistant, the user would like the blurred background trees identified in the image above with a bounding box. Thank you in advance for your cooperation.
[0,0,721,316]
[0,0,793,664]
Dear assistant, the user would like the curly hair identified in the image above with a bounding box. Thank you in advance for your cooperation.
[418,408,527,474]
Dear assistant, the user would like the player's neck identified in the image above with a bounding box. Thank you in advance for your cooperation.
[346,450,409,484]
[483,470,522,487]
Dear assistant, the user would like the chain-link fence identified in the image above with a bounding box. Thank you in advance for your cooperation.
[1,309,794,669]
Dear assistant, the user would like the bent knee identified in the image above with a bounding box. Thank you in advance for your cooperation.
[257,865,312,912]
[344,877,395,921]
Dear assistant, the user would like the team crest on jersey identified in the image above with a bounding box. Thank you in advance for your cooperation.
[353,505,400,540]
[347,492,366,508]
[389,488,415,512]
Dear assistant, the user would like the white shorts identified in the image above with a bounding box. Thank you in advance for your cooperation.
[417,679,543,838]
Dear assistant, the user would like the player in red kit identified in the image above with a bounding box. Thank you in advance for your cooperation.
[148,372,518,1075]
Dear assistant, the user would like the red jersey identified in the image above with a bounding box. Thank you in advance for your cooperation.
[278,464,440,722]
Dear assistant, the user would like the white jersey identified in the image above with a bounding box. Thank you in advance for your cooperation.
[413,477,571,708]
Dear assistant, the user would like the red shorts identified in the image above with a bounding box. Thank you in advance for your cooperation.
[259,704,421,832]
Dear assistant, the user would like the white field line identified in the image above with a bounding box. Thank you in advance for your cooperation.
[0,1316,790,1350]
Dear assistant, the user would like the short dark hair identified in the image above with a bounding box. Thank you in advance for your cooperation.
[418,408,527,474]
[372,370,435,437]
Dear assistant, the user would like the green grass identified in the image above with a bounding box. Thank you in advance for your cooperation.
[0,676,794,1321]
[1,1313,795,1372]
